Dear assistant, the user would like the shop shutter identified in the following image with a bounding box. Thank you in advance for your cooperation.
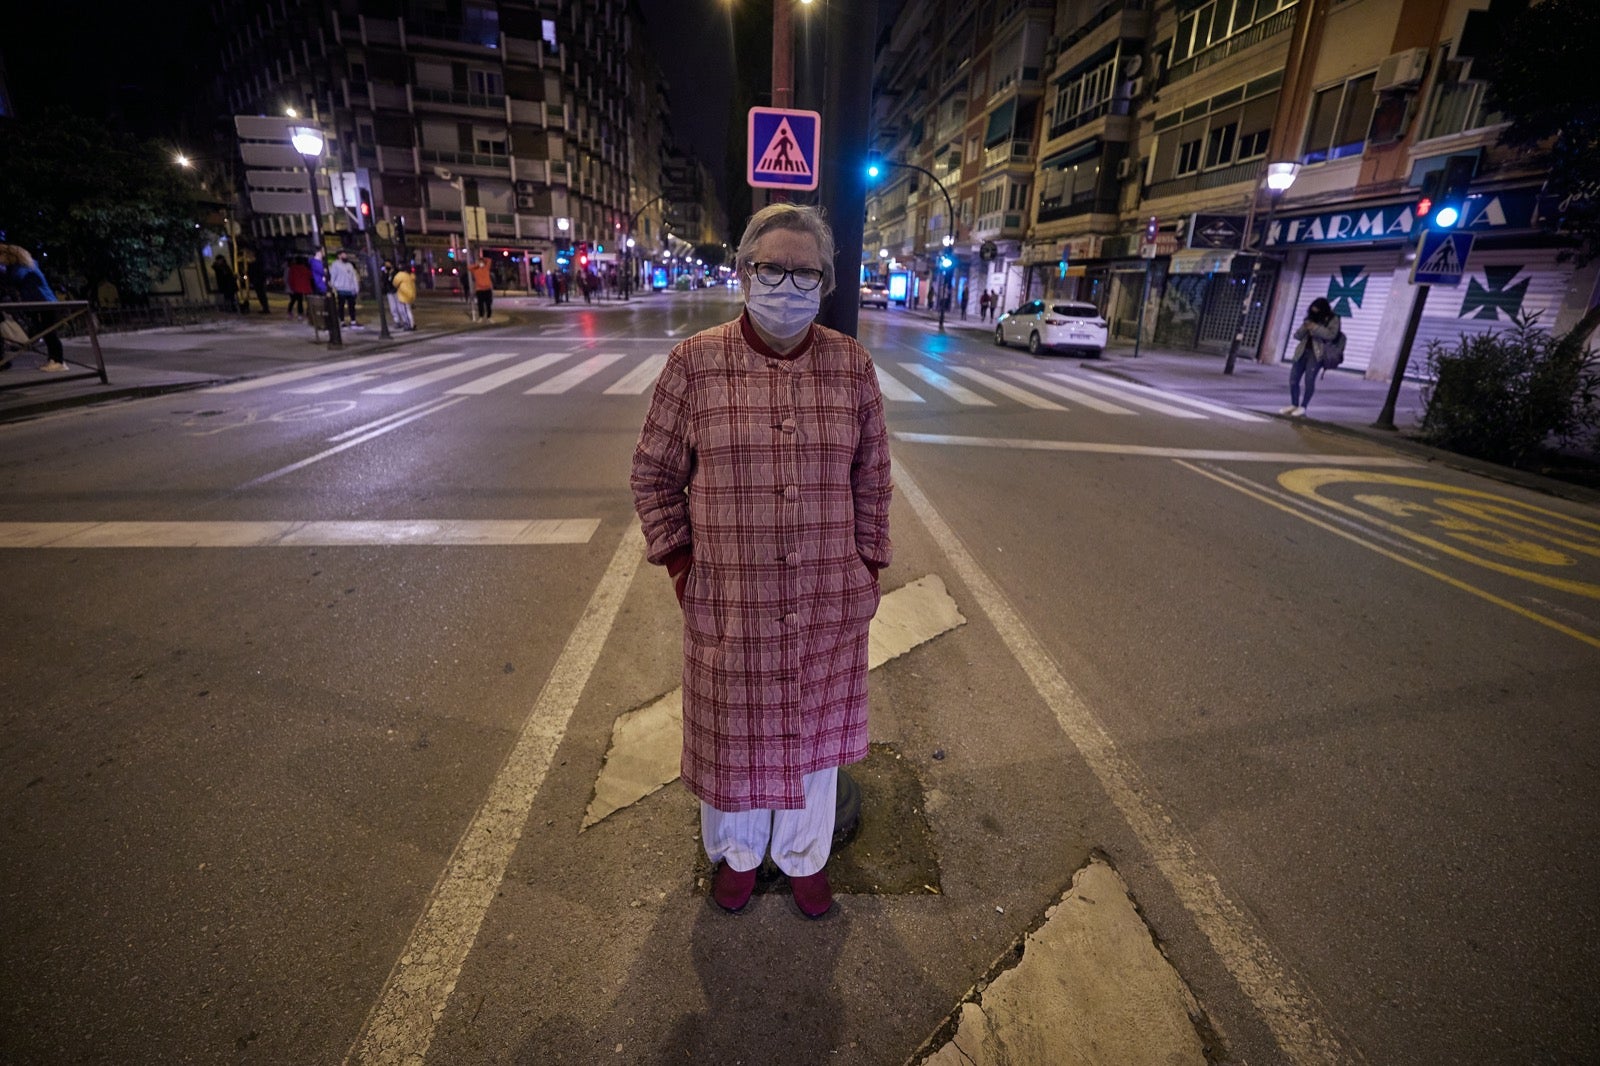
[1282,251,1393,373]
[1409,248,1575,370]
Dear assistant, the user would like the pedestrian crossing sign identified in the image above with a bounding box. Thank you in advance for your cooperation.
[748,107,821,191]
[1412,230,1474,286]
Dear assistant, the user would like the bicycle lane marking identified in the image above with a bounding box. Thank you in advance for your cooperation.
[1181,463,1600,651]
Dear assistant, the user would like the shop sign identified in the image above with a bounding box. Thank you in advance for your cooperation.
[1187,214,1245,249]
[1267,190,1539,247]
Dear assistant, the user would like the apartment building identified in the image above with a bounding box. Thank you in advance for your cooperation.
[869,0,1593,381]
[216,0,681,291]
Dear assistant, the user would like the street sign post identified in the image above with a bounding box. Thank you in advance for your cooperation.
[748,107,821,191]
[1411,230,1474,286]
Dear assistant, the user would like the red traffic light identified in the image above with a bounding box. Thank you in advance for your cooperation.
[1415,196,1432,218]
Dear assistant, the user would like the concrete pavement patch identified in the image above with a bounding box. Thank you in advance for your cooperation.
[913,857,1213,1066]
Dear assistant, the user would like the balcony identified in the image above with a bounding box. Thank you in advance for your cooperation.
[1165,5,1297,86]
[983,139,1035,173]
[1146,158,1262,201]
[412,85,506,113]
[974,212,1026,239]
[420,148,511,171]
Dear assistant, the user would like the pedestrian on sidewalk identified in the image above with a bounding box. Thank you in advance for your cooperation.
[391,262,416,330]
[979,290,992,321]
[330,251,362,329]
[631,202,893,921]
[468,256,494,319]
[0,243,68,371]
[309,250,327,300]
[246,253,270,313]
[211,255,239,313]
[285,256,312,319]
[1284,297,1342,417]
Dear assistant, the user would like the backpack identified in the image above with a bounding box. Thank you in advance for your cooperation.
[1322,326,1346,368]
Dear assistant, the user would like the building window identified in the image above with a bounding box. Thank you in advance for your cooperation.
[1420,52,1500,141]
[1302,73,1376,163]
[541,19,558,55]
[1177,138,1202,175]
[1172,0,1297,65]
[1204,122,1237,168]
[469,69,502,97]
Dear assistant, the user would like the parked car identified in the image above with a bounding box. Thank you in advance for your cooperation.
[994,299,1109,356]
[859,283,889,309]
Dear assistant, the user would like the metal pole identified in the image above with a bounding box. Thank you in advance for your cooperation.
[1133,258,1151,358]
[815,0,876,339]
[1225,188,1280,375]
[304,159,342,349]
[1374,283,1428,430]
[366,227,391,339]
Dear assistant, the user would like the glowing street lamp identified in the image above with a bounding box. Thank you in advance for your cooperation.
[292,125,341,348]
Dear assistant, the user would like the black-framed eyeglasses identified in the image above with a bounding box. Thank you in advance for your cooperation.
[746,260,825,291]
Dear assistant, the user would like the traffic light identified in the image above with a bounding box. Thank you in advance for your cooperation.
[356,188,372,230]
[866,153,883,180]
[1144,215,1159,242]
[1420,155,1476,229]
[577,241,589,269]
[939,253,954,270]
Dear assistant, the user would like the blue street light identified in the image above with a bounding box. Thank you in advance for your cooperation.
[867,155,956,331]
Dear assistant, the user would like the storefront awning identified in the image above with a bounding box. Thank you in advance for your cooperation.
[984,99,1017,147]
[1040,139,1102,171]
[1169,249,1237,274]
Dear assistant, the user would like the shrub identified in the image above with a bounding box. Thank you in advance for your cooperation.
[1419,312,1600,466]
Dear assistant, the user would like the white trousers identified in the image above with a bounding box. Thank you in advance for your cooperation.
[700,767,837,878]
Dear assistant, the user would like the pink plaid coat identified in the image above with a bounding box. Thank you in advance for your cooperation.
[631,316,893,811]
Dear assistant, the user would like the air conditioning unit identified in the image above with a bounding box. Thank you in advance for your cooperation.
[1116,158,1134,180]
[1375,47,1429,92]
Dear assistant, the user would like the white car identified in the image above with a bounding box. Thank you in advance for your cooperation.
[994,299,1109,356]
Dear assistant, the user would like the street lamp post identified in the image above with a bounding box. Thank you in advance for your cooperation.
[1224,161,1299,375]
[622,194,665,301]
[291,126,342,349]
[869,159,955,332]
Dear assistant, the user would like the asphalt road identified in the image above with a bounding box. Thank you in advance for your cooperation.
[2,288,1596,1065]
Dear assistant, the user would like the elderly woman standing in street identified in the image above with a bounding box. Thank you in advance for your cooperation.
[631,203,893,919]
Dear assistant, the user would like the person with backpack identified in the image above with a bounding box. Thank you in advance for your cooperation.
[1282,297,1343,417]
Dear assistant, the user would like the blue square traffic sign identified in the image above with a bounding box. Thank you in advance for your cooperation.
[1412,230,1474,286]
[748,107,821,191]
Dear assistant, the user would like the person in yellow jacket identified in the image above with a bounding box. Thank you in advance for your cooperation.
[391,263,417,331]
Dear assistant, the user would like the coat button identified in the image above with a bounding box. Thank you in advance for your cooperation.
[781,417,796,433]
[785,551,800,566]
[784,485,798,500]
[784,612,799,627]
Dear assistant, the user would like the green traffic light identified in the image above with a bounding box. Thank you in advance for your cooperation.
[867,164,881,178]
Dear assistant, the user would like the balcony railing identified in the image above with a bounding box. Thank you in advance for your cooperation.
[1165,5,1297,85]
[983,140,1035,171]
[420,148,510,170]
[1146,159,1263,200]
[412,85,506,111]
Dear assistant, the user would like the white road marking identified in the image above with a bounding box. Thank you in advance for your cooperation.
[363,351,522,395]
[526,352,628,394]
[873,365,925,403]
[899,362,995,406]
[206,353,418,394]
[327,399,451,443]
[892,459,1351,1066]
[345,520,646,1066]
[238,397,468,488]
[0,519,600,549]
[946,366,1066,410]
[445,352,576,395]
[892,432,1419,465]
[603,353,670,395]
[1075,374,1266,422]
[581,574,966,829]
[997,370,1135,414]
[1045,372,1205,418]
[289,352,464,394]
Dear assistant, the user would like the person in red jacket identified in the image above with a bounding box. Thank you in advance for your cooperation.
[285,256,313,319]
[468,257,494,320]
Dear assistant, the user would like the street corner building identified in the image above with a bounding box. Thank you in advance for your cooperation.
[630,318,893,813]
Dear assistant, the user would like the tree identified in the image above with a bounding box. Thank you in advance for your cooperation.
[1479,0,1600,344]
[0,110,205,302]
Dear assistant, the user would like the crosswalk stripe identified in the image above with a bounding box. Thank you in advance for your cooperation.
[946,366,1066,410]
[1072,374,1264,421]
[1043,372,1205,419]
[997,370,1134,414]
[527,352,628,394]
[445,352,576,395]
[288,351,462,395]
[603,353,669,394]
[208,352,417,394]
[874,366,925,403]
[364,351,523,395]
[899,362,995,406]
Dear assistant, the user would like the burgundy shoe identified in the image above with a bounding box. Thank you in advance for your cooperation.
[712,862,758,913]
[789,870,833,919]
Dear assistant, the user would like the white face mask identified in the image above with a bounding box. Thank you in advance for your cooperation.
[746,276,821,339]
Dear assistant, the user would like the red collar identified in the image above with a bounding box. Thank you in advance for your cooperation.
[740,310,814,360]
